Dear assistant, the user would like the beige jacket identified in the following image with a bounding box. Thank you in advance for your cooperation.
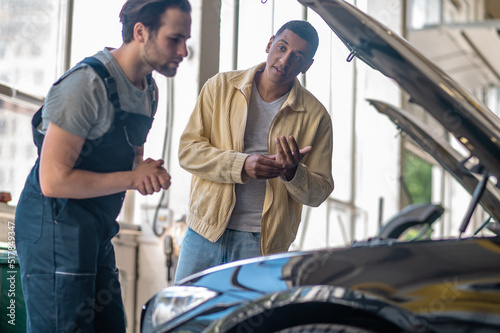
[179,63,334,255]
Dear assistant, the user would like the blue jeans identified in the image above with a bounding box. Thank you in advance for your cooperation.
[174,228,261,284]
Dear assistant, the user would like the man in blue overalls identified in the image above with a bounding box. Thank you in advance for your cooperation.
[14,0,191,332]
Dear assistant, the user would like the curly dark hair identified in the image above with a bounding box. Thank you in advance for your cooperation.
[119,0,191,43]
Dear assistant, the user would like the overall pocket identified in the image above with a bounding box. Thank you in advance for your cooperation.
[14,188,44,243]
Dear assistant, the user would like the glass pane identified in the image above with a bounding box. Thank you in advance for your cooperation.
[237,0,274,70]
[70,0,123,66]
[403,151,433,204]
[0,103,38,204]
[219,0,237,72]
[410,0,442,29]
[0,0,67,97]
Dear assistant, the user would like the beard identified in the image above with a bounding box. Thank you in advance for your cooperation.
[143,38,178,77]
[154,64,177,77]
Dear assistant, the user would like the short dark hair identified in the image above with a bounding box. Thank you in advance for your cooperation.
[120,0,191,43]
[275,20,319,59]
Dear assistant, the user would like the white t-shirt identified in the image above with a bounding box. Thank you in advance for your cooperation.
[227,82,289,233]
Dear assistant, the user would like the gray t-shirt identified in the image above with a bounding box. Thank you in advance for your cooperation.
[40,48,156,140]
[227,82,289,232]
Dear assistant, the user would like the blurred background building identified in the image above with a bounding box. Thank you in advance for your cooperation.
[1,0,500,332]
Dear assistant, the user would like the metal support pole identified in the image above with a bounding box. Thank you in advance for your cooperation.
[232,0,240,71]
[64,0,75,72]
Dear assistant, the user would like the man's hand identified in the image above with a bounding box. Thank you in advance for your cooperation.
[275,136,312,181]
[133,158,171,195]
[243,154,285,180]
[242,136,311,181]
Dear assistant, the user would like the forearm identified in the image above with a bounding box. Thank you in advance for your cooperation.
[283,163,334,207]
[38,115,170,199]
[133,146,144,169]
[179,140,248,184]
[179,76,251,183]
[179,116,247,184]
[282,120,334,206]
[39,167,134,199]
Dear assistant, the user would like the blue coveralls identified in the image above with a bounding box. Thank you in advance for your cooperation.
[14,58,155,333]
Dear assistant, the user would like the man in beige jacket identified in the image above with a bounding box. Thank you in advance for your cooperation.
[175,20,334,284]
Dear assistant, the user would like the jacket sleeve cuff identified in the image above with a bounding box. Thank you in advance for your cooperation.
[281,163,305,187]
[232,153,250,184]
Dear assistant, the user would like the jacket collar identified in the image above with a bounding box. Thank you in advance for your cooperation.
[229,62,306,112]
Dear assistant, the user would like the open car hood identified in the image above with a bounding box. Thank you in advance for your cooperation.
[299,0,500,183]
[368,99,500,224]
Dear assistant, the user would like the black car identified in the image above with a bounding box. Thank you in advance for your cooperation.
[140,0,500,332]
